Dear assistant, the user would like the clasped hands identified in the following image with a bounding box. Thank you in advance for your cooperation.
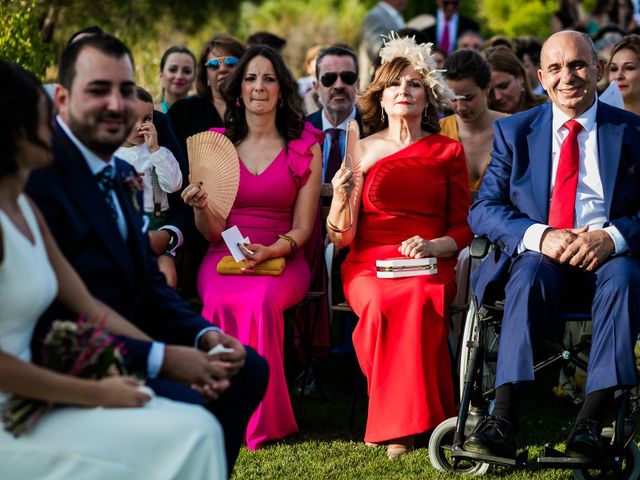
[162,330,245,402]
[540,226,615,271]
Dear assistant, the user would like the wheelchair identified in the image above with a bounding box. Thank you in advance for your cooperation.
[428,238,640,479]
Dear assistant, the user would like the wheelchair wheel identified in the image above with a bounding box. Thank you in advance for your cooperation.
[429,417,490,475]
[573,429,640,480]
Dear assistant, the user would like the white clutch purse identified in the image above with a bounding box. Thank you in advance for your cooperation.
[376,257,438,278]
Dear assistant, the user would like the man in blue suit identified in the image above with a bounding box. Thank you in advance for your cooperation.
[26,33,268,475]
[465,31,640,459]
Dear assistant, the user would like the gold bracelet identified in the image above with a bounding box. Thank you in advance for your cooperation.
[327,198,354,233]
[277,234,297,253]
[326,217,353,233]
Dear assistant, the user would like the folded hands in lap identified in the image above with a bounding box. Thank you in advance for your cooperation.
[541,227,615,271]
[162,344,233,401]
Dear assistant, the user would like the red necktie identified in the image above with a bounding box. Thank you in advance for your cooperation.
[441,21,450,54]
[548,119,583,229]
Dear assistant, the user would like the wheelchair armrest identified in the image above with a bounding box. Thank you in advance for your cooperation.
[469,237,493,259]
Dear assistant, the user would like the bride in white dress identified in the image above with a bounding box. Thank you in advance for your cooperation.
[0,62,226,479]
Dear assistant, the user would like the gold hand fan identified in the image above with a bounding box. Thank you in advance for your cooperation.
[187,131,240,219]
[343,119,363,226]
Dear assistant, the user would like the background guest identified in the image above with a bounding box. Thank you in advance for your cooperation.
[423,0,480,55]
[441,49,507,197]
[168,35,246,157]
[607,34,640,114]
[246,31,287,53]
[358,0,407,91]
[483,46,547,114]
[456,29,484,51]
[157,45,196,113]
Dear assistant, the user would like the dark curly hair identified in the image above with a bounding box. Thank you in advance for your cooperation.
[222,45,305,145]
[0,62,52,178]
[359,57,441,136]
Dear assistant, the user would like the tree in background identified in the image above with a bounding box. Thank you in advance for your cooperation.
[480,0,556,39]
[1,0,55,78]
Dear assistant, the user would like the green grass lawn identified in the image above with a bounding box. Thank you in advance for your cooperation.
[231,353,638,479]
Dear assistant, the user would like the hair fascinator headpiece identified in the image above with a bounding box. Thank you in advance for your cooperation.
[378,32,453,106]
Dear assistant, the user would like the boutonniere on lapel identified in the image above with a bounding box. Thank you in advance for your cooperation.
[122,172,144,213]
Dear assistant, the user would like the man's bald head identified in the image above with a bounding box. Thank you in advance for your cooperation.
[538,31,602,118]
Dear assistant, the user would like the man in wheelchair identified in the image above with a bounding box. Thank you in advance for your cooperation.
[464,30,640,460]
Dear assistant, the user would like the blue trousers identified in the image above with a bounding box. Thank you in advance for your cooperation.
[496,252,640,394]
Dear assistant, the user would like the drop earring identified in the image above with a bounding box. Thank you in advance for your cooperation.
[381,105,386,123]
[235,97,241,108]
[279,97,284,108]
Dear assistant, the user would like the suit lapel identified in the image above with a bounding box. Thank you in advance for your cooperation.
[526,105,553,222]
[596,103,622,217]
[54,125,135,289]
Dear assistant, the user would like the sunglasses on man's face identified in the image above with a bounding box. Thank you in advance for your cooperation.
[320,71,358,88]
[205,56,239,70]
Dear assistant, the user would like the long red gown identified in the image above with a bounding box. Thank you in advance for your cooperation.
[342,134,473,443]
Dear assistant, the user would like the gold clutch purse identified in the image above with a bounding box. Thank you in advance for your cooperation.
[216,255,285,276]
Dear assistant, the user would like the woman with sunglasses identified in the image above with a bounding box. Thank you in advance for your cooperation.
[168,35,245,157]
[440,50,507,197]
[327,35,472,460]
[181,45,322,450]
[158,46,197,113]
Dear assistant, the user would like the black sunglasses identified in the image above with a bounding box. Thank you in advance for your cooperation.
[320,71,358,87]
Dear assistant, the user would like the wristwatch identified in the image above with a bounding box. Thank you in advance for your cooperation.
[163,229,180,257]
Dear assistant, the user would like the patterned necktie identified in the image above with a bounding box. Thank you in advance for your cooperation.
[325,128,343,183]
[440,20,451,54]
[548,119,583,229]
[95,165,119,221]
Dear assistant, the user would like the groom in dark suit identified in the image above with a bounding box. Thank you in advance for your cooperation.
[26,33,268,475]
[464,31,640,459]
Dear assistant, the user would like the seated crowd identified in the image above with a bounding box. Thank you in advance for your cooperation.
[2,0,640,476]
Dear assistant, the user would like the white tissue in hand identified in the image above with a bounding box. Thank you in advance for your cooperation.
[208,344,234,355]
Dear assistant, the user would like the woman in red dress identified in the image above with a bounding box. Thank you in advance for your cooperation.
[326,35,473,460]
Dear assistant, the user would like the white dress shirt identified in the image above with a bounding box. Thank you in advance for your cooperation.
[436,10,459,52]
[321,106,357,182]
[519,101,628,254]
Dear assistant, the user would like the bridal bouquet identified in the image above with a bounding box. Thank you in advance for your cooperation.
[2,318,127,437]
